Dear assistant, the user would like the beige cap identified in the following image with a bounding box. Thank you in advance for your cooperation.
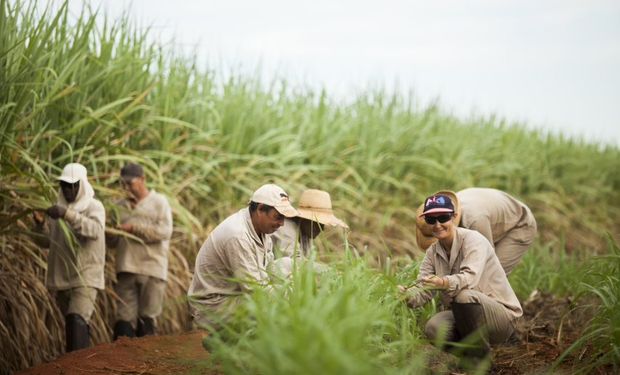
[415,190,461,250]
[57,163,87,184]
[296,189,349,229]
[251,184,299,218]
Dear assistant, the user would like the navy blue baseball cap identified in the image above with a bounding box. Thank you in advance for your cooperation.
[419,194,455,216]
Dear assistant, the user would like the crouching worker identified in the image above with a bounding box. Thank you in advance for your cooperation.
[32,163,105,352]
[271,189,349,259]
[108,163,173,339]
[399,193,522,359]
[187,184,298,329]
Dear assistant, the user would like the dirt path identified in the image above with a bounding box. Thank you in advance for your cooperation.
[18,332,215,375]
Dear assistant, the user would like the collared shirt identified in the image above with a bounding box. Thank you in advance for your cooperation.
[408,227,523,319]
[187,208,274,310]
[113,190,173,281]
[457,188,536,246]
[36,199,106,290]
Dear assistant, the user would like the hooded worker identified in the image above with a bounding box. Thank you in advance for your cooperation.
[32,162,106,352]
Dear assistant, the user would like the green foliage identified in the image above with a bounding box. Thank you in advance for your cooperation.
[555,237,620,373]
[204,254,433,375]
[508,242,585,300]
[1,0,618,258]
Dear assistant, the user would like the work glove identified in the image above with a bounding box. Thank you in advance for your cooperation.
[46,205,67,219]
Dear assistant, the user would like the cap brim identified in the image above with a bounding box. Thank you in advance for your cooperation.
[57,176,80,184]
[274,204,299,218]
[297,208,349,229]
[419,208,454,216]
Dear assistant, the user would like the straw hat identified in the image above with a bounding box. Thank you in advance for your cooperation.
[414,190,461,250]
[296,189,349,229]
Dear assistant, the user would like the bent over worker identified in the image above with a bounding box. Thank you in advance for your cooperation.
[271,188,348,258]
[187,184,298,329]
[108,163,173,339]
[402,193,522,358]
[32,163,106,352]
[416,188,537,275]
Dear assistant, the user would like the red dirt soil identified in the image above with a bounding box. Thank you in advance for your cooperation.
[18,332,215,375]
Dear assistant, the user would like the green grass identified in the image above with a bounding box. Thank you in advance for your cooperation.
[554,237,620,373]
[0,0,619,372]
[203,253,435,375]
[508,242,585,300]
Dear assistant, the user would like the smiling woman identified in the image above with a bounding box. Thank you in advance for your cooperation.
[399,193,522,363]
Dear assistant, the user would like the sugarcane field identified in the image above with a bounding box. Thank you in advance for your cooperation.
[2,1,620,374]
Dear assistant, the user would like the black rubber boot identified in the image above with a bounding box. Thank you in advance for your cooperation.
[136,316,155,337]
[65,313,90,352]
[113,320,136,340]
[451,302,490,359]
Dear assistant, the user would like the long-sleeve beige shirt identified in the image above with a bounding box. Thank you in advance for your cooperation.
[111,191,173,281]
[187,208,274,310]
[457,188,536,246]
[35,200,106,290]
[407,227,523,319]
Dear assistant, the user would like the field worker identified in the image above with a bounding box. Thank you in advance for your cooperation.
[271,189,349,258]
[187,184,298,328]
[416,188,537,275]
[107,163,173,340]
[32,163,105,352]
[400,193,522,358]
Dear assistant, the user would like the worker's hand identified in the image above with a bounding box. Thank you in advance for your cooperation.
[421,275,449,289]
[118,222,133,233]
[46,205,66,219]
[33,210,46,224]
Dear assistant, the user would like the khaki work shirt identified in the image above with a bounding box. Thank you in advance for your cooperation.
[188,208,274,310]
[457,188,536,246]
[112,191,173,281]
[408,227,523,319]
[35,200,106,290]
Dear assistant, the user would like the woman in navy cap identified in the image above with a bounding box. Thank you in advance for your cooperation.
[399,193,522,359]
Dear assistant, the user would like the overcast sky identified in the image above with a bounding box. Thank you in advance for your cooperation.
[72,0,619,145]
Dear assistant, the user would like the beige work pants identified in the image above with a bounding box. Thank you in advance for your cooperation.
[115,272,166,327]
[56,287,98,322]
[495,220,537,275]
[425,289,515,345]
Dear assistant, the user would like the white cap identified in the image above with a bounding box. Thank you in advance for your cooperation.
[57,163,87,184]
[251,184,299,218]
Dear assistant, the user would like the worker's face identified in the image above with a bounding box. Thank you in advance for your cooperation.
[299,218,324,239]
[255,205,285,235]
[120,175,144,199]
[424,213,455,241]
[60,181,80,203]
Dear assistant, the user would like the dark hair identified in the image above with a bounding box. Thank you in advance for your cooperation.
[248,201,274,213]
[120,162,144,178]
